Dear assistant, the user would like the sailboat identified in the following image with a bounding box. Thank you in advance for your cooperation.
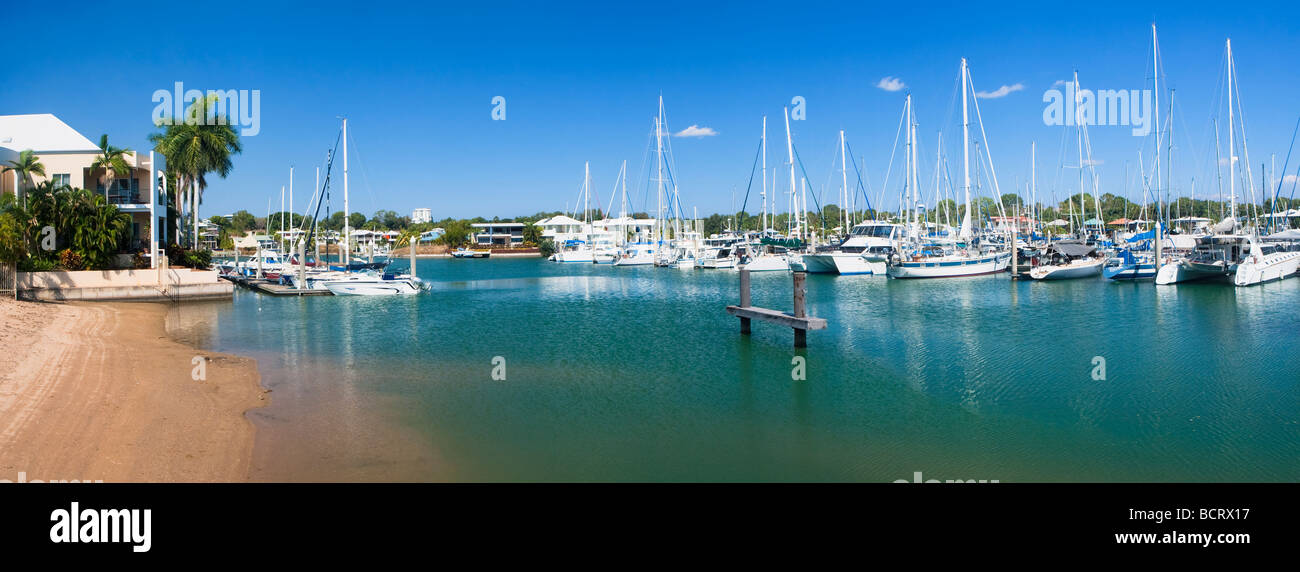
[1156,38,1273,286]
[1029,241,1104,279]
[315,118,425,295]
[888,61,1011,279]
[554,162,599,263]
[1030,70,1106,281]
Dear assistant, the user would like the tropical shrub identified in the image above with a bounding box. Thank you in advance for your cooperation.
[538,238,556,258]
[166,244,211,269]
[58,249,86,271]
[18,257,56,271]
[13,183,131,270]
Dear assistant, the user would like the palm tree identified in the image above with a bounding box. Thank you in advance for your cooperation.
[2,149,46,206]
[149,95,242,249]
[89,134,134,201]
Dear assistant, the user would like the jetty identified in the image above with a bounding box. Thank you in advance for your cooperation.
[222,275,333,296]
[726,269,827,347]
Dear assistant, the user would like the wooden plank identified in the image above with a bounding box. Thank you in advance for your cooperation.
[725,305,827,330]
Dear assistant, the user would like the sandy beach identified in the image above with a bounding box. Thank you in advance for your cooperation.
[0,298,266,482]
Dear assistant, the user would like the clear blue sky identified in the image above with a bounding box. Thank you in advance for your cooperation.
[4,0,1298,220]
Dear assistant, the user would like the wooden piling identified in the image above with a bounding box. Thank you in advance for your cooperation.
[738,267,751,334]
[726,269,825,347]
[792,271,807,348]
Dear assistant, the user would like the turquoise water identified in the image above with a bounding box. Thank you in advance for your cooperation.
[169,258,1300,481]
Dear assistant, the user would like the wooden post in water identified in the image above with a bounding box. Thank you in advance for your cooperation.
[738,267,751,334]
[793,271,807,348]
[410,240,417,277]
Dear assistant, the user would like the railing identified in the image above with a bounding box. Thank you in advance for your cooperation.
[97,184,144,205]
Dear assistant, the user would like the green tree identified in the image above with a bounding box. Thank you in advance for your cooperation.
[89,135,133,200]
[229,210,257,233]
[522,223,542,245]
[149,95,243,250]
[348,212,367,230]
[2,150,46,206]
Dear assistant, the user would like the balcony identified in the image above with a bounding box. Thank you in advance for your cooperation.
[97,183,151,211]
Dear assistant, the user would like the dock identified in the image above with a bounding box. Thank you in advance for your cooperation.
[222,275,333,296]
[725,269,827,347]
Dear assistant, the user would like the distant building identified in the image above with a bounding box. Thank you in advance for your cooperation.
[471,222,524,247]
[412,208,432,224]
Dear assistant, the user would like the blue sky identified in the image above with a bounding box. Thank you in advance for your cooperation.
[4,0,1298,220]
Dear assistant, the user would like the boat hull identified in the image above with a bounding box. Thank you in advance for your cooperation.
[323,279,421,296]
[1233,251,1300,286]
[1029,259,1104,280]
[738,255,788,272]
[801,252,884,275]
[1155,261,1231,285]
[1103,261,1157,280]
[887,252,1010,279]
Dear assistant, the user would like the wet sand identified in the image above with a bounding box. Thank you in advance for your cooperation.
[0,299,267,482]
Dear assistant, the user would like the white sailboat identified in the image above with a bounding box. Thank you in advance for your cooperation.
[1155,39,1262,286]
[316,118,425,295]
[888,62,1011,279]
[1028,241,1104,280]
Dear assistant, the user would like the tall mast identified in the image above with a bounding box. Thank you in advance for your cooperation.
[1153,23,1162,227]
[784,106,797,240]
[655,106,664,242]
[1031,141,1037,230]
[762,116,768,233]
[934,131,943,229]
[960,58,972,240]
[1075,70,1086,235]
[906,94,916,235]
[342,117,350,267]
[840,129,848,233]
[1227,38,1236,222]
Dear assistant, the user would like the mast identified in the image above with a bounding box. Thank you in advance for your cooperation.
[1153,23,1162,229]
[840,129,849,235]
[1031,141,1037,232]
[1075,70,1086,236]
[906,94,916,238]
[1227,38,1236,223]
[655,109,664,243]
[762,116,768,233]
[960,58,972,240]
[342,117,351,268]
[784,106,797,241]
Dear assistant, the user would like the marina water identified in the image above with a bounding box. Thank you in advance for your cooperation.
[166,258,1300,481]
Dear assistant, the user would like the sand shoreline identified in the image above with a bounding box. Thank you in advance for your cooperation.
[0,298,267,482]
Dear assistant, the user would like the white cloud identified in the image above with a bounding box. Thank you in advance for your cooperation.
[1052,79,1069,87]
[1284,174,1298,185]
[1082,158,1104,166]
[674,125,718,138]
[975,83,1025,99]
[876,76,906,92]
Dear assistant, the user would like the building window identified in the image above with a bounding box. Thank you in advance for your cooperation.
[52,174,71,188]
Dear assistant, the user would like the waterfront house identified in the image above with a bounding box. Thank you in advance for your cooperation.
[0,113,165,267]
[472,222,524,247]
[535,215,586,243]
